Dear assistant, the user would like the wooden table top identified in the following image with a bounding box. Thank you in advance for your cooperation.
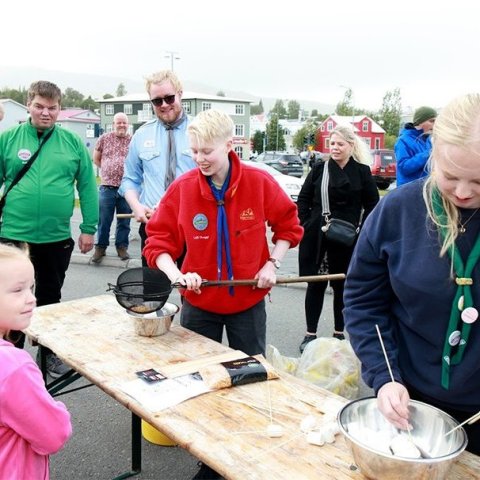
[25,295,480,480]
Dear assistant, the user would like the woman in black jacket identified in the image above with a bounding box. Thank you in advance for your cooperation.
[297,126,379,352]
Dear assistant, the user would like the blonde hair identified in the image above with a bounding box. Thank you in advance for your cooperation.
[423,93,480,257]
[187,109,234,145]
[145,70,182,94]
[0,243,32,341]
[0,243,30,261]
[329,126,373,165]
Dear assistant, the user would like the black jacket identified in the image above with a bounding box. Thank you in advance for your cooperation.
[297,158,379,276]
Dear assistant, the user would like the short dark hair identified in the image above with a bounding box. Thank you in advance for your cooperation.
[27,81,62,104]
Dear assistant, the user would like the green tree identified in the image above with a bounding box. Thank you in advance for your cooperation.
[252,130,265,153]
[103,93,114,99]
[63,88,84,108]
[378,88,402,136]
[311,108,318,117]
[251,100,265,115]
[336,88,354,116]
[270,100,288,119]
[293,120,319,151]
[287,100,300,119]
[384,133,397,149]
[81,95,99,111]
[116,83,127,97]
[265,115,286,151]
[0,87,28,104]
[216,90,226,97]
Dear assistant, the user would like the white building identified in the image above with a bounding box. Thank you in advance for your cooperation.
[0,99,28,132]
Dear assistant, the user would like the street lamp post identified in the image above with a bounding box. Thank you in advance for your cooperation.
[164,51,180,71]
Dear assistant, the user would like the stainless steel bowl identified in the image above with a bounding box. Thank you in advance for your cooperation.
[337,397,467,480]
[128,302,179,337]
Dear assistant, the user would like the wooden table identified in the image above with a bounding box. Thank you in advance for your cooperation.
[25,295,480,480]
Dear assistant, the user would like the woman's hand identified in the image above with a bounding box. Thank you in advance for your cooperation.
[377,382,411,430]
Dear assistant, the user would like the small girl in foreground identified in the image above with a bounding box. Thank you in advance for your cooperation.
[0,244,72,479]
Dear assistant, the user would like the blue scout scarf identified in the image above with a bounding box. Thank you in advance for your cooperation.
[207,164,234,295]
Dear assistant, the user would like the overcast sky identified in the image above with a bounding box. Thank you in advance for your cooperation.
[2,0,478,111]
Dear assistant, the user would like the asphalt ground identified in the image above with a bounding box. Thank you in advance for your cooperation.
[23,208,372,479]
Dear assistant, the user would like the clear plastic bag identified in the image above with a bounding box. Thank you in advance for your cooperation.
[266,338,360,399]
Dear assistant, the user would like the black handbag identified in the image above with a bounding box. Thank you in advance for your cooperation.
[321,217,358,247]
[320,160,360,247]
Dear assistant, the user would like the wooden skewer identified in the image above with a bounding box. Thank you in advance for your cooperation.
[117,213,151,219]
[445,410,480,437]
[376,324,415,442]
[375,324,395,383]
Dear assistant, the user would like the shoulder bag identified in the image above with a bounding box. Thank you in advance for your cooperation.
[320,160,360,247]
[0,128,55,221]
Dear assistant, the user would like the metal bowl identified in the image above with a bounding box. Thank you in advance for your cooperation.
[337,397,467,480]
[128,302,179,337]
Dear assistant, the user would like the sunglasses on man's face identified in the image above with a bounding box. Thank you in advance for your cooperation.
[150,94,176,107]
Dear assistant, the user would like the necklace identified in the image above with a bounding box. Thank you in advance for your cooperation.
[459,208,479,234]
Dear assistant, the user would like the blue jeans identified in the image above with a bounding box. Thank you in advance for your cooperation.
[96,185,132,248]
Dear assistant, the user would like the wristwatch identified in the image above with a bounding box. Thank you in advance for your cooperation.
[268,257,281,269]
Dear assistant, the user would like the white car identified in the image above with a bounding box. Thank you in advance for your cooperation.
[243,160,304,201]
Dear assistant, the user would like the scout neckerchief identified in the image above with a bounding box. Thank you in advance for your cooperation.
[433,188,480,389]
[207,164,234,295]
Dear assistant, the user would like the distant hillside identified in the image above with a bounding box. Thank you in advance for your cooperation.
[0,66,334,114]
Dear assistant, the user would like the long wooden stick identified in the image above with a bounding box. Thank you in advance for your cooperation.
[172,274,345,288]
[117,213,151,219]
[445,410,480,437]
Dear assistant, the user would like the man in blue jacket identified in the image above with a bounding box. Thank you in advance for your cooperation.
[394,106,437,186]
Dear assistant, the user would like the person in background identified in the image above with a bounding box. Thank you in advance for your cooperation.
[120,70,196,266]
[91,112,132,263]
[297,125,379,353]
[0,80,98,378]
[344,94,480,454]
[144,109,303,480]
[0,243,72,479]
[395,106,437,186]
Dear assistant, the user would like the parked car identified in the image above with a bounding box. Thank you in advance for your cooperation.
[370,149,396,190]
[242,160,304,201]
[255,151,304,178]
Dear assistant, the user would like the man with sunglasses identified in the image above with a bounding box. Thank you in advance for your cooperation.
[120,70,195,264]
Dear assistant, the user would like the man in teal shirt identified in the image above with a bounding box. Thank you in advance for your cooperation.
[0,80,98,377]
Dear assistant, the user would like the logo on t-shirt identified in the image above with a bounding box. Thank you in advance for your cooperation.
[240,208,255,221]
[18,149,32,162]
[193,213,208,231]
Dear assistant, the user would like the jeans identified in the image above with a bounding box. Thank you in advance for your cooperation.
[96,186,131,248]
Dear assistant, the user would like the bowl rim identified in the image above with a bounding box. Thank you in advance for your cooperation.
[337,396,468,463]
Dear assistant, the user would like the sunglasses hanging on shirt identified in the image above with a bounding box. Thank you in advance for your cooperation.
[150,94,176,107]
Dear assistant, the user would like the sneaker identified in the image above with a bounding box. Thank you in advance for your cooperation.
[91,246,106,264]
[46,353,70,378]
[299,334,317,353]
[192,462,222,479]
[116,246,130,260]
[333,332,345,340]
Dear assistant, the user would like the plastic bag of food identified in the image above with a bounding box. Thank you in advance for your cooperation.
[266,338,360,399]
[198,355,279,390]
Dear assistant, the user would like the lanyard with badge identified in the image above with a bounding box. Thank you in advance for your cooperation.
[433,189,480,389]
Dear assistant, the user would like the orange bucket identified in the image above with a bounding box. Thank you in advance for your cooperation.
[141,420,176,446]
